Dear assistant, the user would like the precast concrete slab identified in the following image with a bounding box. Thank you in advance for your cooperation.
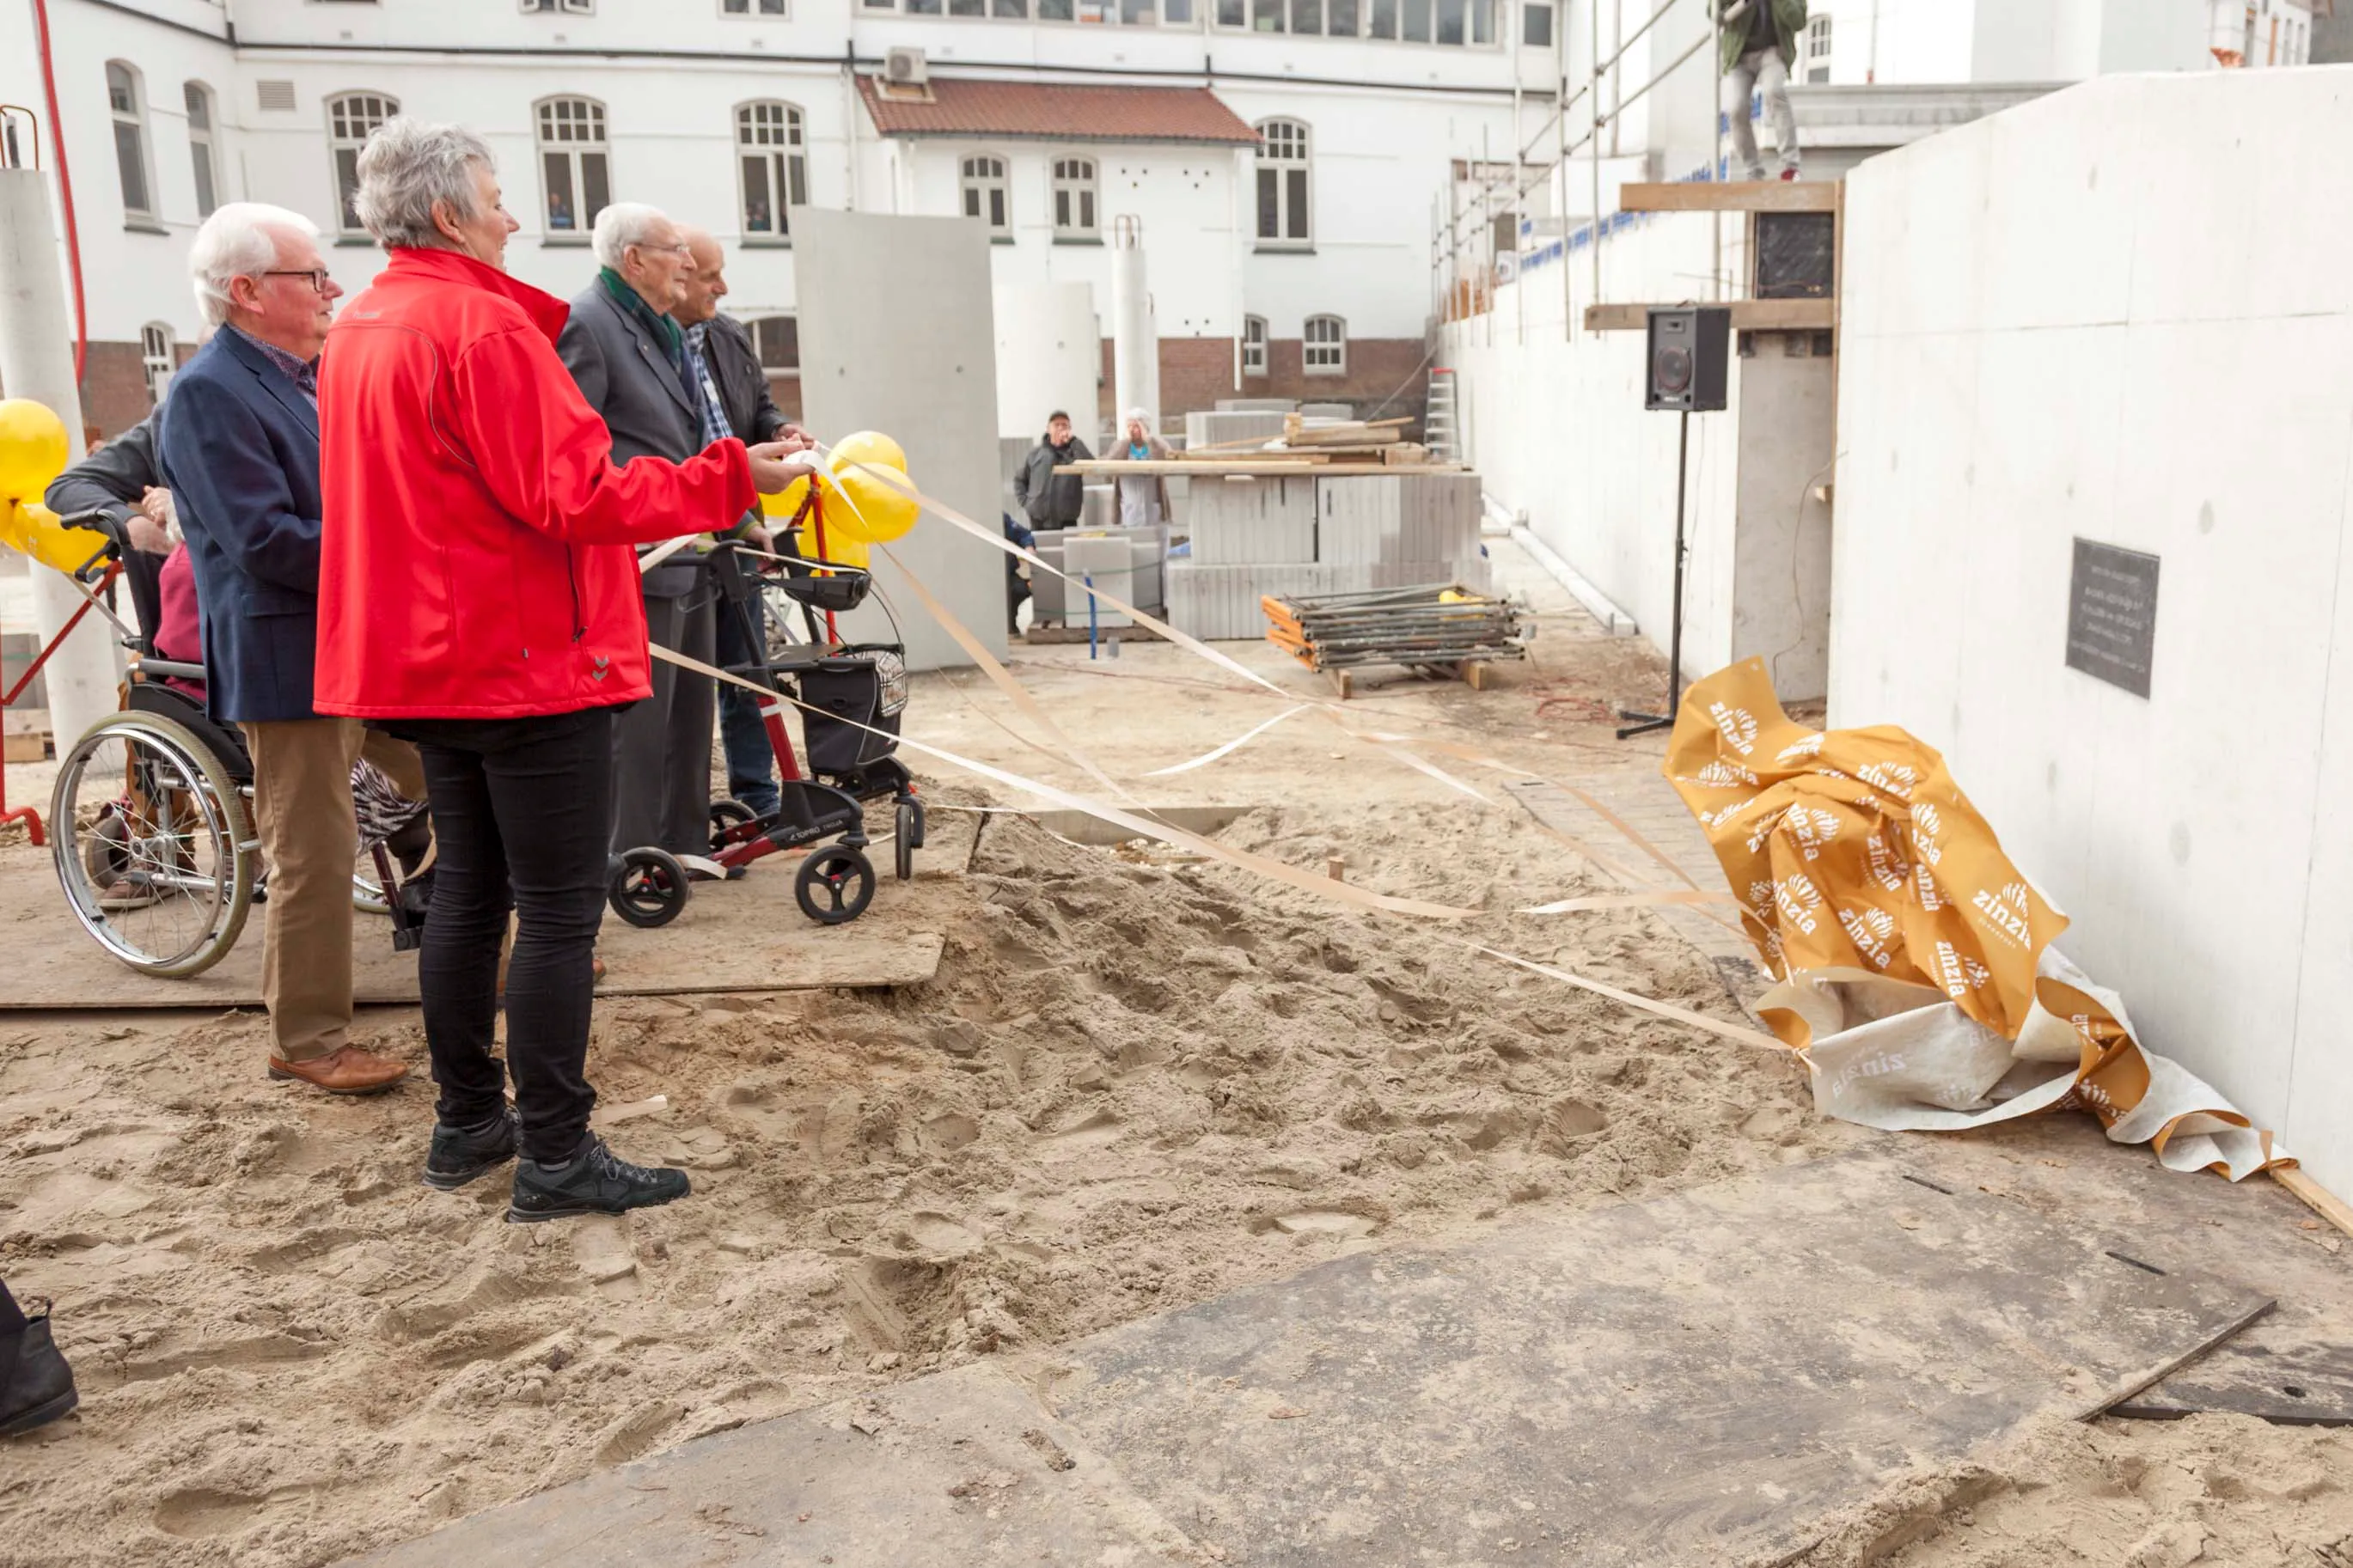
[353,1150,2269,1568]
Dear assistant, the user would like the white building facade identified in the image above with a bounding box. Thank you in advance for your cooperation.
[0,0,1582,438]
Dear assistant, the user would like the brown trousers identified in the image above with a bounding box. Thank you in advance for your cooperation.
[239,718,425,1064]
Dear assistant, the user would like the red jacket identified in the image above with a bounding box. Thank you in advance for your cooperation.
[313,247,754,719]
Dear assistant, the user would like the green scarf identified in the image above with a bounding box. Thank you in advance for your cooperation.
[598,265,683,369]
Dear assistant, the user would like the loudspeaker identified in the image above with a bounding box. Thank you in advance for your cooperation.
[1645,306,1731,412]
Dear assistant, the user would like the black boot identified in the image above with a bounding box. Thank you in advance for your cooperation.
[0,1298,78,1438]
[508,1136,690,1223]
[421,1107,520,1191]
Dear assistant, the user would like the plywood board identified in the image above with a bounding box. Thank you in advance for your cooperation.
[0,854,940,1010]
[1622,178,1840,212]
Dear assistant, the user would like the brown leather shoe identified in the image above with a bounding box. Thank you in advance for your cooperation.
[266,1045,410,1095]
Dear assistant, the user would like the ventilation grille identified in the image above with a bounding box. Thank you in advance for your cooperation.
[256,81,296,112]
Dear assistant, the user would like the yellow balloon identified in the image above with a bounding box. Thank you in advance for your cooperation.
[0,498,108,575]
[807,530,870,571]
[0,399,70,503]
[822,461,920,544]
[829,430,907,475]
[760,471,814,520]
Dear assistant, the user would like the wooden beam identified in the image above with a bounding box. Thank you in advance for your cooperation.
[1583,298,1836,333]
[2277,1166,2353,1242]
[1621,180,1839,213]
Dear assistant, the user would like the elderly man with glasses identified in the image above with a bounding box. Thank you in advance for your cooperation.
[157,202,424,1095]
[558,203,737,882]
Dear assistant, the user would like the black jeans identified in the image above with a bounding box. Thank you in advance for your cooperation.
[408,707,614,1163]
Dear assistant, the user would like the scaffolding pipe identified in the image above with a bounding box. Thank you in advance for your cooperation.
[1589,0,1602,324]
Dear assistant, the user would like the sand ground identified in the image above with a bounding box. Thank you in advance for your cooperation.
[0,540,2345,1567]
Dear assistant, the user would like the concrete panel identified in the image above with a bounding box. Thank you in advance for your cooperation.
[1728,344,1835,700]
[791,208,1007,672]
[993,283,1098,442]
[2289,436,2353,1204]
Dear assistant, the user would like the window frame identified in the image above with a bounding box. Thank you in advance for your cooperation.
[1802,13,1832,82]
[1253,118,1312,250]
[1241,314,1268,378]
[184,80,219,219]
[749,314,801,379]
[1050,155,1099,242]
[720,0,790,11]
[106,61,160,229]
[1213,0,1493,40]
[325,90,399,240]
[1303,314,1346,376]
[140,322,177,405]
[735,100,808,245]
[960,151,1012,241]
[519,0,596,12]
[535,95,611,243]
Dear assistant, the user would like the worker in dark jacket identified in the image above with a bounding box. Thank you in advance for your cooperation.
[675,227,788,818]
[1013,412,1091,531]
[43,407,175,650]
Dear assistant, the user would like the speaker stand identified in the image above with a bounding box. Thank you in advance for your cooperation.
[1617,409,1691,741]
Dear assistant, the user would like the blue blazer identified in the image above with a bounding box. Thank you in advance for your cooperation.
[156,329,326,725]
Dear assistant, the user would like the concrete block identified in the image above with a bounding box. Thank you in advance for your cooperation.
[1215,398,1296,413]
[1184,410,1290,451]
[1187,476,1317,565]
[1063,536,1136,629]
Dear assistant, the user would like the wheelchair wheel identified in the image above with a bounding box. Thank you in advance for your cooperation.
[610,847,690,929]
[51,710,257,978]
[795,843,876,925]
[894,800,918,882]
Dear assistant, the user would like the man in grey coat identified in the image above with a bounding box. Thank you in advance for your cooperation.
[1013,411,1091,530]
[557,201,726,875]
[44,408,176,650]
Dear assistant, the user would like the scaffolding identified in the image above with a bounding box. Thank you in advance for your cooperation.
[1431,0,1726,340]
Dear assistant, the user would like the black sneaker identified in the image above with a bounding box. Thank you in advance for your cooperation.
[507,1136,690,1223]
[0,1303,78,1438]
[421,1109,520,1192]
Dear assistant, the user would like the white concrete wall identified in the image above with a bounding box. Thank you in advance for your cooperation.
[994,283,1100,439]
[1832,65,2353,1200]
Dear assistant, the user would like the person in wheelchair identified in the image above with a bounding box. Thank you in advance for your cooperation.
[315,119,815,1220]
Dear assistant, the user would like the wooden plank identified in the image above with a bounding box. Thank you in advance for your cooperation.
[0,851,944,1008]
[1622,178,1839,213]
[1585,297,1836,333]
[2277,1164,2353,1240]
[1058,461,1466,477]
[2112,1329,2353,1427]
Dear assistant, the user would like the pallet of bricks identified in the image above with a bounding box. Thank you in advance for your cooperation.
[1158,417,1491,641]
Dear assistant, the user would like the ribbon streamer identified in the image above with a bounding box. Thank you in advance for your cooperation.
[1145,705,1312,777]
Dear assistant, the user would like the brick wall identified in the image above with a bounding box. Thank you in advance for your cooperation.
[1092,336,1430,436]
[79,340,161,442]
[765,375,804,424]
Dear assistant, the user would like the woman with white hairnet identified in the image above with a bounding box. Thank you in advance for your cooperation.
[1115,407,1174,529]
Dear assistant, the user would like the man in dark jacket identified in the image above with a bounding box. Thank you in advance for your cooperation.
[160,201,419,1095]
[675,227,785,818]
[558,201,728,875]
[44,407,175,650]
[1720,0,1807,181]
[1014,412,1091,530]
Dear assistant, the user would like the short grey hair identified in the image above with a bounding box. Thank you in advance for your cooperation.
[593,202,675,270]
[352,117,497,251]
[189,203,319,326]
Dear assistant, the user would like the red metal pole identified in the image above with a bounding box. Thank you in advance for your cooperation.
[0,562,119,848]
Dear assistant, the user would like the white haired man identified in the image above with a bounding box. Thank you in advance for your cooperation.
[156,202,422,1095]
[557,203,729,876]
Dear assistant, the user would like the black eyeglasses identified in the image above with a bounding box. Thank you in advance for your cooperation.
[263,269,333,294]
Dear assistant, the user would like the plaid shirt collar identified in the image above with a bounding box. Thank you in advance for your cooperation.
[227,324,318,399]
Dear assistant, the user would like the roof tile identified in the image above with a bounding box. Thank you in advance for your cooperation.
[856,76,1260,145]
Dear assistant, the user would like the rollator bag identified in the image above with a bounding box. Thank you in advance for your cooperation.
[799,648,907,774]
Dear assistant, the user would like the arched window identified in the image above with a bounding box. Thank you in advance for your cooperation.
[327,92,399,236]
[535,96,610,238]
[1241,314,1268,378]
[1050,156,1097,241]
[1254,119,1310,247]
[1304,314,1346,375]
[141,323,177,404]
[106,62,157,224]
[1802,14,1832,81]
[184,82,219,218]
[961,153,1010,239]
[736,101,807,241]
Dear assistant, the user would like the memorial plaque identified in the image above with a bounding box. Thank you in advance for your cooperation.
[2065,539,2160,698]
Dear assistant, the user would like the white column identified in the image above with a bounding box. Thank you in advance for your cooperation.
[0,168,119,753]
[1109,215,1158,435]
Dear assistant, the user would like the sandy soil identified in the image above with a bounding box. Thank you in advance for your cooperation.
[1,541,2345,1566]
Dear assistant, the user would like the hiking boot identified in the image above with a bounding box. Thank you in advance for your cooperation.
[421,1108,520,1192]
[507,1137,690,1223]
[0,1304,78,1438]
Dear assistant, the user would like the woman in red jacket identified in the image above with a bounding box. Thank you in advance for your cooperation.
[316,119,812,1219]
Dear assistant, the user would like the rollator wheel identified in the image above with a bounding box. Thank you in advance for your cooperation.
[708,798,757,853]
[894,801,918,882]
[795,843,876,925]
[610,847,691,929]
[902,796,926,850]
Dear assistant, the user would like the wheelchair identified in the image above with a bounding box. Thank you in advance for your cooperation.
[45,518,425,979]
